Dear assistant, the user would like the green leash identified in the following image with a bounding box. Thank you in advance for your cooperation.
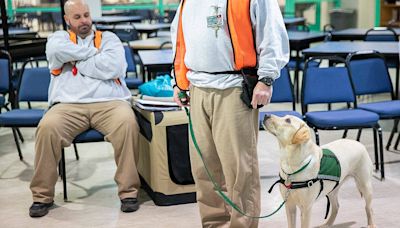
[184,107,288,219]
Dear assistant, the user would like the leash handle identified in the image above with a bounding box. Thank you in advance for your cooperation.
[178,91,189,105]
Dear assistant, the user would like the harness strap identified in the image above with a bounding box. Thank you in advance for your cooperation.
[325,196,331,219]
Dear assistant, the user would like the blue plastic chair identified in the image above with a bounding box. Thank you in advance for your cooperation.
[123,45,143,90]
[301,56,384,179]
[60,128,104,201]
[0,59,50,160]
[346,51,400,151]
[0,50,11,112]
[364,27,399,98]
[259,67,302,129]
[364,27,399,42]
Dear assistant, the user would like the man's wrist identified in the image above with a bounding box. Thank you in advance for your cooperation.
[258,77,274,87]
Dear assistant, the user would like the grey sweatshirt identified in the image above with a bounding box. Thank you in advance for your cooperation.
[46,30,131,105]
[171,0,290,89]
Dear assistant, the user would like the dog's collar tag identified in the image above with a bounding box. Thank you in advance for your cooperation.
[285,176,292,186]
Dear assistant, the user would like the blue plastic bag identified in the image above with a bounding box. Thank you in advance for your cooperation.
[138,75,174,97]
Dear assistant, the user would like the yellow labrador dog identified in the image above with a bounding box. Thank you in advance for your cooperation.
[263,114,376,228]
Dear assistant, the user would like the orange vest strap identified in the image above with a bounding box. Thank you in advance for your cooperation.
[227,0,257,70]
[173,0,190,91]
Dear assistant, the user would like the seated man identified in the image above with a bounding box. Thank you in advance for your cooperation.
[29,0,140,217]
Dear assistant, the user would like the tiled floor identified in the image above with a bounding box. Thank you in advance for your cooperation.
[1,105,400,227]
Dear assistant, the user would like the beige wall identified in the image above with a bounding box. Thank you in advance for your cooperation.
[318,0,376,29]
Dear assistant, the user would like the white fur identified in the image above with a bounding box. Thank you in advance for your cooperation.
[263,115,376,228]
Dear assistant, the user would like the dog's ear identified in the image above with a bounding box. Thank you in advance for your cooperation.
[291,125,310,144]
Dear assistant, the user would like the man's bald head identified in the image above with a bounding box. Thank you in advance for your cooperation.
[63,0,92,38]
[64,0,89,16]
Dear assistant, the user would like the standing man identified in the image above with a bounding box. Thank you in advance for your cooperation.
[171,0,289,227]
[29,0,140,217]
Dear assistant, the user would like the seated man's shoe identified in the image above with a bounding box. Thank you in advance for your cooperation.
[29,202,54,218]
[121,198,139,213]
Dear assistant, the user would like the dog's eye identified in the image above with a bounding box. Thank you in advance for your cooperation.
[285,118,291,124]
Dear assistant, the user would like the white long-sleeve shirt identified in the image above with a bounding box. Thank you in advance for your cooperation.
[170,0,290,89]
[46,30,131,105]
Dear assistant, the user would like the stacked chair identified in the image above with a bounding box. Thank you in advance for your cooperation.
[0,58,50,160]
[346,51,400,152]
[301,56,384,179]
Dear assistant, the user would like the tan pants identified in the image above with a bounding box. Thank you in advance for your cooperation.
[30,100,140,203]
[189,87,261,228]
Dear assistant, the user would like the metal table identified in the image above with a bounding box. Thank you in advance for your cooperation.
[138,49,173,81]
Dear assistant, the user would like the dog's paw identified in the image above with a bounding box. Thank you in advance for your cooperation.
[367,225,377,228]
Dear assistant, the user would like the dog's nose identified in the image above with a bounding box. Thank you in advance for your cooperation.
[263,114,271,123]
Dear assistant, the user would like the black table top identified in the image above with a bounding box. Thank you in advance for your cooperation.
[288,31,326,50]
[1,38,47,61]
[284,17,306,26]
[0,29,37,38]
[331,28,400,41]
[303,41,399,58]
[96,23,171,34]
[92,16,143,25]
[138,49,173,67]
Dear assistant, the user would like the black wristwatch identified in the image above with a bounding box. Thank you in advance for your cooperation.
[259,77,274,86]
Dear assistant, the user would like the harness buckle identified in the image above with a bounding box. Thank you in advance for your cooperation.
[307,180,314,188]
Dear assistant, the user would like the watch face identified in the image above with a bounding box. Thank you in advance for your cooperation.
[261,77,273,86]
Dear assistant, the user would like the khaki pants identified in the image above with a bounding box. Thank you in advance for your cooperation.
[30,100,140,203]
[189,87,261,228]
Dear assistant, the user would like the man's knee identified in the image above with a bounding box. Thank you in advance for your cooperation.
[36,115,62,138]
[115,111,139,132]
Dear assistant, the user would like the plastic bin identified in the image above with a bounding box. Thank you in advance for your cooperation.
[330,9,357,30]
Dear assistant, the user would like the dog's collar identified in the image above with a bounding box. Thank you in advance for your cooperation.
[281,156,312,177]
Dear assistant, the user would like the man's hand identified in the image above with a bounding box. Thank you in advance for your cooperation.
[251,82,272,109]
[173,86,190,107]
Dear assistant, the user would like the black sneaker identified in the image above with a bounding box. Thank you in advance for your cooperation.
[29,202,54,218]
[120,198,139,213]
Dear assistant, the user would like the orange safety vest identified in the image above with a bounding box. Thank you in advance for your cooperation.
[173,0,257,90]
[51,30,121,85]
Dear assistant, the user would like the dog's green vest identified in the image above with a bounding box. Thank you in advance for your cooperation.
[318,149,341,182]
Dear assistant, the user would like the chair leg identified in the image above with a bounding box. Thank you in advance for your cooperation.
[313,128,320,145]
[377,125,384,180]
[395,133,400,150]
[395,66,399,99]
[73,143,79,160]
[356,128,362,142]
[11,128,23,160]
[16,128,24,143]
[342,129,348,139]
[61,149,68,201]
[386,119,399,150]
[373,128,379,171]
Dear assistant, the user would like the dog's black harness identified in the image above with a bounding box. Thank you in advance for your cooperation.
[268,149,341,219]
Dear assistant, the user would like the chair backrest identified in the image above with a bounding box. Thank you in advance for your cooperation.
[160,41,172,49]
[271,67,294,102]
[123,45,137,75]
[323,24,335,33]
[364,27,399,42]
[18,64,51,102]
[0,50,11,94]
[346,51,394,98]
[114,25,139,42]
[302,57,356,114]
